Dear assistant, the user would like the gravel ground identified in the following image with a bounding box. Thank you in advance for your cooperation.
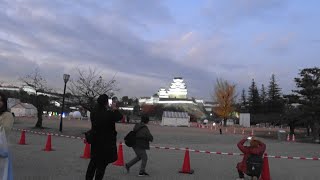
[8,117,320,180]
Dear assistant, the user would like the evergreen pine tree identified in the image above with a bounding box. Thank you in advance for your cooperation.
[240,89,248,112]
[248,79,261,114]
[260,84,267,113]
[267,74,283,113]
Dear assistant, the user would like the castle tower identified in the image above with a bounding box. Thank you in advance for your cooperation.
[167,77,187,99]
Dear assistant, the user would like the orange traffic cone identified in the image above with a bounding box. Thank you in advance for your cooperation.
[81,142,91,159]
[113,142,124,166]
[43,134,53,151]
[233,128,236,134]
[19,130,27,145]
[179,148,194,174]
[251,129,254,136]
[259,153,271,180]
[226,128,228,133]
[286,134,290,141]
[292,134,295,142]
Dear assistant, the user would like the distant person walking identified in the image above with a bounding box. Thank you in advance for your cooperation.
[236,137,266,180]
[85,94,123,180]
[126,115,130,123]
[0,92,14,180]
[125,115,153,176]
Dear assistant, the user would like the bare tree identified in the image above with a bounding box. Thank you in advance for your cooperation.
[20,68,51,128]
[213,78,237,126]
[69,68,118,112]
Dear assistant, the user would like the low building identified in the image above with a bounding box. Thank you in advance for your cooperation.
[11,103,37,117]
[161,111,190,127]
[7,98,21,109]
[203,101,219,112]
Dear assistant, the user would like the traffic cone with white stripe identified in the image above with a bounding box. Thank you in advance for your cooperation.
[251,129,254,136]
[287,134,290,141]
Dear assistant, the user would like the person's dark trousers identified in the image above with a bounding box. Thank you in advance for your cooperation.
[127,147,148,172]
[238,170,245,178]
[86,158,109,180]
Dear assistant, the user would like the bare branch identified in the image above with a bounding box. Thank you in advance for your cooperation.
[19,68,50,93]
[68,67,119,111]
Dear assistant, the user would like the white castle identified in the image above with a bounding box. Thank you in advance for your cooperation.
[157,77,187,99]
[138,77,216,112]
[139,77,192,105]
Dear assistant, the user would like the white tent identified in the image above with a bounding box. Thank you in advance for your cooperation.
[161,111,190,127]
[240,113,250,127]
[72,111,82,119]
[11,103,37,117]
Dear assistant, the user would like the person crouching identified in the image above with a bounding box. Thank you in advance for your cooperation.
[236,137,266,180]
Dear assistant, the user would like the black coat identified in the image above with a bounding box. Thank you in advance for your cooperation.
[133,123,153,150]
[90,106,122,163]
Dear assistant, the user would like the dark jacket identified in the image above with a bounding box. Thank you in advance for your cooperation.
[236,139,266,173]
[133,123,153,150]
[90,106,122,163]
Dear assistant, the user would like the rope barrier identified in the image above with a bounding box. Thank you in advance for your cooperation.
[12,128,320,161]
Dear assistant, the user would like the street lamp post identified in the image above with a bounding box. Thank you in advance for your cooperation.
[59,74,70,132]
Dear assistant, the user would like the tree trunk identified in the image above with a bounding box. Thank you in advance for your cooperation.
[312,121,320,143]
[289,124,295,135]
[35,106,43,128]
[223,118,227,127]
[306,124,310,136]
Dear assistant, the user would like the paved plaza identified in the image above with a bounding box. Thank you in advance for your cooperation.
[9,117,320,180]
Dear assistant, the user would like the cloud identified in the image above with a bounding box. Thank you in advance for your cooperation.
[203,0,289,27]
[0,0,316,100]
[0,0,216,98]
[269,32,295,54]
[254,32,269,45]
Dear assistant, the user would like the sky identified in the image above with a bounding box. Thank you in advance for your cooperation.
[0,0,319,100]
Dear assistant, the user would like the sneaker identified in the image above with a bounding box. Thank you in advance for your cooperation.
[138,171,150,177]
[125,164,130,173]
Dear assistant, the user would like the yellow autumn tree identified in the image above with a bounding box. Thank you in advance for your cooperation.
[213,78,237,126]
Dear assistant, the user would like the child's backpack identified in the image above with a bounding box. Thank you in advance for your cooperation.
[124,126,145,147]
[246,154,263,177]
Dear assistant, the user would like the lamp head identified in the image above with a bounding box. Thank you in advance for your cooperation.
[63,74,70,83]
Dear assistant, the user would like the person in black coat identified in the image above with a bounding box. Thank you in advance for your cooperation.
[85,94,123,180]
